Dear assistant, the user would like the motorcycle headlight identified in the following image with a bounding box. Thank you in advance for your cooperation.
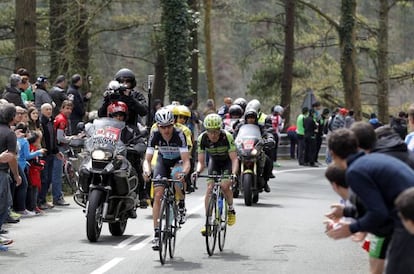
[91,150,112,160]
[251,149,258,156]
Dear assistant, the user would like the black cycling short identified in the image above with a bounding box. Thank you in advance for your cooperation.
[153,156,181,187]
[207,157,232,178]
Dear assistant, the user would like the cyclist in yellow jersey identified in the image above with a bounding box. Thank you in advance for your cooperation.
[192,114,238,235]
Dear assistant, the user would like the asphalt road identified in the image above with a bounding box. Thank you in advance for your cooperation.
[0,159,368,274]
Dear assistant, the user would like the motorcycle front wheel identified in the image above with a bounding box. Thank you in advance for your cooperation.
[86,190,104,242]
[243,173,254,206]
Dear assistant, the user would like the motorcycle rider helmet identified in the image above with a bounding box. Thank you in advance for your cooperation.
[233,97,247,111]
[229,104,243,118]
[107,101,128,119]
[244,108,258,121]
[246,99,261,113]
[114,68,136,89]
[155,107,175,126]
[203,113,223,130]
[273,105,284,114]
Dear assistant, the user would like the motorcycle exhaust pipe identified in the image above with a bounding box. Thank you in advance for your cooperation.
[102,202,109,218]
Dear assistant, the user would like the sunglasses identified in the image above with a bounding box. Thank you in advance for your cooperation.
[159,124,173,129]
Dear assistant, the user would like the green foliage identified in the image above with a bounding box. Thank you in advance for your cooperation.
[161,0,192,103]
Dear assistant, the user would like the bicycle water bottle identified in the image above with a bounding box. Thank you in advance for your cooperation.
[218,195,223,215]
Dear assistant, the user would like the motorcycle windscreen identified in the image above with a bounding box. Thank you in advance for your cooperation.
[84,117,126,153]
[235,124,262,150]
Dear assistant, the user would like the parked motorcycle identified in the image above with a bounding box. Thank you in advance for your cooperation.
[235,124,269,206]
[75,117,139,242]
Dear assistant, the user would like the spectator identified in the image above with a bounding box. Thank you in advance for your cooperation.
[303,109,317,167]
[27,107,42,135]
[286,125,298,159]
[49,75,68,117]
[296,107,308,166]
[27,132,45,214]
[217,97,232,118]
[38,103,65,209]
[326,128,414,274]
[345,109,355,128]
[34,75,54,112]
[203,99,216,118]
[368,113,383,129]
[0,103,22,250]
[395,187,414,235]
[16,68,34,104]
[150,99,163,125]
[270,105,284,166]
[405,104,414,152]
[391,111,408,140]
[2,74,26,108]
[67,74,90,134]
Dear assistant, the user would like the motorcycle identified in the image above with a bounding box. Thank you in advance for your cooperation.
[235,124,269,206]
[75,117,140,242]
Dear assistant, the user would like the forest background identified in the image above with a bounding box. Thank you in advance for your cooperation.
[1,0,414,127]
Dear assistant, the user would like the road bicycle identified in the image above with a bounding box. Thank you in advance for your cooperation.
[196,174,230,256]
[62,138,84,194]
[152,177,183,265]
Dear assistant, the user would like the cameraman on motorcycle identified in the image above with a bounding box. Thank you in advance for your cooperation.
[234,108,275,192]
[98,68,148,127]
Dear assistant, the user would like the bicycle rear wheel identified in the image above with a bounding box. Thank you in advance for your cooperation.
[168,204,178,258]
[205,196,218,256]
[218,196,228,251]
[158,199,168,265]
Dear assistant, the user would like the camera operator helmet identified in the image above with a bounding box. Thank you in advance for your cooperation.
[273,105,284,114]
[107,101,128,120]
[233,97,247,112]
[229,104,243,118]
[155,107,175,126]
[114,68,136,89]
[246,99,261,113]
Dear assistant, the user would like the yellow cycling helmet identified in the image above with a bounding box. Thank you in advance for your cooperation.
[176,105,191,117]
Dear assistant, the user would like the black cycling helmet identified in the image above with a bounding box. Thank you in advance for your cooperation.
[114,68,136,88]
[229,104,243,118]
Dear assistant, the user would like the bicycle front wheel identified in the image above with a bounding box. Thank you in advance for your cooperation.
[205,196,218,256]
[218,196,228,251]
[168,204,178,258]
[158,199,168,265]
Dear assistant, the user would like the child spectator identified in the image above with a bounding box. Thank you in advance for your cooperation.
[395,187,414,235]
[27,132,46,214]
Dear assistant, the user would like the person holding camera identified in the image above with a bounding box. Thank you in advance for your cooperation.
[98,68,148,127]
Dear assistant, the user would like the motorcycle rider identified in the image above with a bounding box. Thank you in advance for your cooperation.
[98,68,148,127]
[192,113,239,235]
[143,107,190,250]
[107,101,147,212]
[234,108,274,192]
[223,104,243,134]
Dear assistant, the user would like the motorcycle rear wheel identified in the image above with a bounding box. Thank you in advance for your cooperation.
[86,190,104,242]
[109,219,127,236]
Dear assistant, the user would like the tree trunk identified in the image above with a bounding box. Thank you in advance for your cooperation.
[204,0,215,101]
[15,0,36,80]
[377,0,389,123]
[189,0,199,108]
[153,52,166,104]
[49,0,69,80]
[281,0,295,128]
[339,0,361,120]
[73,0,90,76]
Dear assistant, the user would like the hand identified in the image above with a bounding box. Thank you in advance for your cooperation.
[325,222,352,240]
[143,170,151,182]
[39,148,47,155]
[56,152,64,161]
[351,232,367,242]
[0,150,14,163]
[15,175,22,186]
[85,92,92,99]
[325,203,344,221]
[175,172,186,183]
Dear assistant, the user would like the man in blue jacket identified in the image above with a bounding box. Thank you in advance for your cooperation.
[326,128,414,274]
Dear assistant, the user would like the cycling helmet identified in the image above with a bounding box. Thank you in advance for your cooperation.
[176,105,191,117]
[246,99,261,113]
[273,105,284,114]
[233,97,247,111]
[107,101,128,118]
[114,68,136,88]
[244,108,258,120]
[229,104,243,117]
[203,113,223,129]
[155,107,175,126]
